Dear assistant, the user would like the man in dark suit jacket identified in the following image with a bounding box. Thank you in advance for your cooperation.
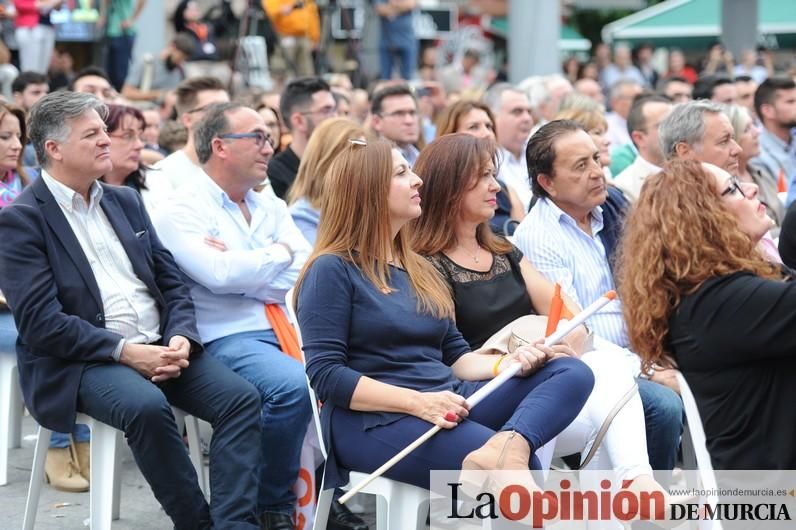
[0,91,262,529]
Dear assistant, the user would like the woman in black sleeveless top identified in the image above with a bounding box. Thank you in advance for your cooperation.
[411,134,679,512]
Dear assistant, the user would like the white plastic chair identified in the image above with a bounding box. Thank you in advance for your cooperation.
[284,288,429,530]
[0,350,23,485]
[676,371,723,530]
[23,408,205,530]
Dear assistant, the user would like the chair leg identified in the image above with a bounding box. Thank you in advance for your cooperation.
[376,494,388,530]
[8,365,22,449]
[22,426,52,530]
[90,420,119,530]
[387,486,426,530]
[111,429,122,520]
[0,358,13,486]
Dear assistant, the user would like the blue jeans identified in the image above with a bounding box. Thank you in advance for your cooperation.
[77,352,262,529]
[0,310,16,352]
[50,426,90,448]
[106,34,135,91]
[379,41,417,80]
[637,377,684,471]
[1,310,92,449]
[205,329,313,516]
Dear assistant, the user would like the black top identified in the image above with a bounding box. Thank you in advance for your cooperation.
[266,145,300,200]
[778,201,796,270]
[429,246,535,350]
[668,272,796,470]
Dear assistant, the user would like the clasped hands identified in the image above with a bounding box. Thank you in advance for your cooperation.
[120,335,192,383]
[499,341,576,377]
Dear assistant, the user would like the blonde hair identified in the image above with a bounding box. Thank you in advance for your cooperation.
[555,105,607,132]
[617,159,780,372]
[287,117,365,207]
[294,139,454,319]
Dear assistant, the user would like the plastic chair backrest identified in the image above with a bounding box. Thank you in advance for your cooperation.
[676,370,723,530]
[285,287,328,460]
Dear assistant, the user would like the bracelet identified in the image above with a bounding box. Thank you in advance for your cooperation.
[492,354,506,377]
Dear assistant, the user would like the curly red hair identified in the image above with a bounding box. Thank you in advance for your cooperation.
[617,159,780,372]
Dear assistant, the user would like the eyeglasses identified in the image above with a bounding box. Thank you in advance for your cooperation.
[218,131,273,149]
[720,177,748,199]
[109,131,144,144]
[185,103,216,115]
[379,109,418,119]
[300,105,337,118]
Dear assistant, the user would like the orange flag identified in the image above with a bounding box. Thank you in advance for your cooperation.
[546,283,576,337]
[545,284,564,337]
[264,303,302,362]
[778,168,788,193]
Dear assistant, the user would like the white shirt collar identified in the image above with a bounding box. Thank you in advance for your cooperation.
[198,169,261,211]
[40,169,103,213]
[540,196,604,232]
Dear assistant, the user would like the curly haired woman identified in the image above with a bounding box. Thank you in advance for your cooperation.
[618,159,795,470]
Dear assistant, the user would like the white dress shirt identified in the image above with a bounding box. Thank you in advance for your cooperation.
[147,149,205,211]
[514,196,641,376]
[152,170,311,343]
[498,146,532,213]
[40,171,161,359]
[612,154,661,202]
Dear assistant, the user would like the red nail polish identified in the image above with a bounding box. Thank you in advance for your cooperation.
[444,412,457,422]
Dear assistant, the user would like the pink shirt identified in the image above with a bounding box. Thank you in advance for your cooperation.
[13,0,40,28]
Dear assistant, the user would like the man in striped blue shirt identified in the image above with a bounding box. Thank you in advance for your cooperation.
[515,119,683,473]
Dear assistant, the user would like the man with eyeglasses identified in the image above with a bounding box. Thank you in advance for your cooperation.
[659,76,693,104]
[149,77,229,206]
[267,76,337,199]
[152,102,313,530]
[370,84,420,167]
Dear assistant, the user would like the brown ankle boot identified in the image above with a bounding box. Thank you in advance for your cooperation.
[460,431,554,526]
[462,430,531,472]
[45,447,89,492]
[73,441,90,481]
[459,431,540,498]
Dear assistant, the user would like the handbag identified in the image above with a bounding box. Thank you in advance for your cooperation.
[471,315,549,356]
[472,313,635,470]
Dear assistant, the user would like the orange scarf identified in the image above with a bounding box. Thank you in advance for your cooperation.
[264,303,302,362]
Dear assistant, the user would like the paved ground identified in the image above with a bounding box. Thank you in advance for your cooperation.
[1,414,378,529]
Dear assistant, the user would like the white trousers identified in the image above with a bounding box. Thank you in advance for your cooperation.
[15,25,55,74]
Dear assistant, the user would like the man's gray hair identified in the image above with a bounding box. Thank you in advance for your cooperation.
[28,91,108,168]
[609,79,641,101]
[659,99,724,160]
[484,82,521,114]
[194,102,243,164]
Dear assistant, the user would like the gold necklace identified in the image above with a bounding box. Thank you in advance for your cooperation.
[460,243,482,263]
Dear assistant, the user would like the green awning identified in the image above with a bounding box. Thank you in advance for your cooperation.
[603,0,796,50]
[488,19,592,51]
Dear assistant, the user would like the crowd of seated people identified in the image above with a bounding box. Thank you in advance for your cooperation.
[0,56,794,530]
